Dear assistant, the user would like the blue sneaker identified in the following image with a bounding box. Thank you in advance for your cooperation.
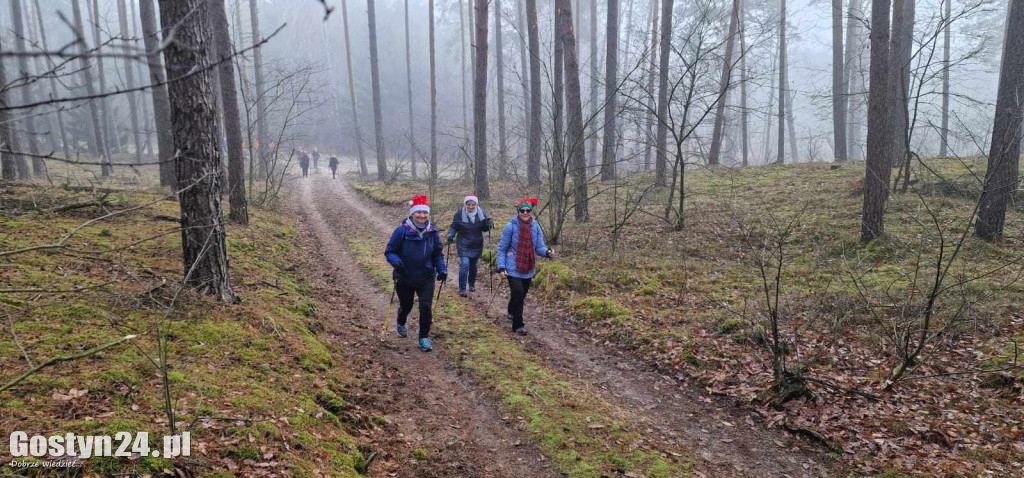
[396,325,408,338]
[419,338,433,351]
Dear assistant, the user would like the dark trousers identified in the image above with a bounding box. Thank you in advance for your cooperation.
[506,276,533,330]
[396,279,435,339]
[330,166,337,178]
[301,165,309,177]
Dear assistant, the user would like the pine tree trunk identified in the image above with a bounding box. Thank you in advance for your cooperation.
[600,0,618,180]
[130,0,155,158]
[495,0,508,179]
[844,0,863,160]
[460,0,469,136]
[708,0,740,166]
[212,0,248,225]
[976,0,1024,240]
[474,0,490,198]
[0,35,19,181]
[92,0,119,163]
[517,0,531,174]
[249,0,269,179]
[139,0,175,187]
[552,0,566,224]
[642,0,659,172]
[30,0,71,160]
[861,0,894,242]
[116,0,144,165]
[157,0,235,302]
[526,0,542,185]
[559,0,590,221]
[10,0,42,176]
[72,0,110,178]
[890,0,915,170]
[654,0,673,186]
[404,0,417,179]
[340,0,368,178]
[939,0,951,156]
[430,0,438,182]
[776,0,787,165]
[786,87,799,162]
[587,0,599,176]
[832,0,847,161]
[739,0,749,167]
[367,0,388,181]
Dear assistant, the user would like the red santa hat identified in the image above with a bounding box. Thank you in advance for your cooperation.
[517,197,539,211]
[409,195,430,214]
[464,195,479,205]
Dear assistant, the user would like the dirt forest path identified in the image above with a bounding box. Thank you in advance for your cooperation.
[299,175,834,477]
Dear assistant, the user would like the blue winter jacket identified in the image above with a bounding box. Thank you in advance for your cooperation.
[385,218,448,285]
[496,218,550,279]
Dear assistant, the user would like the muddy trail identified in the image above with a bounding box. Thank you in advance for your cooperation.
[298,175,834,477]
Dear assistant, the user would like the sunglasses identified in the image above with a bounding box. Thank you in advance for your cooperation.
[519,208,532,214]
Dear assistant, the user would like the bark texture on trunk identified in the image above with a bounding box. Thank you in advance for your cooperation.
[340,0,368,178]
[139,0,175,187]
[474,0,490,198]
[600,0,618,180]
[517,0,531,174]
[587,0,599,175]
[367,0,388,181]
[654,0,673,185]
[643,0,659,172]
[832,0,847,161]
[430,0,438,181]
[249,0,269,178]
[526,0,542,185]
[976,0,1024,240]
[845,0,864,160]
[861,0,894,242]
[212,0,248,225]
[890,0,916,168]
[776,0,787,165]
[157,0,235,302]
[559,0,590,221]
[552,0,566,222]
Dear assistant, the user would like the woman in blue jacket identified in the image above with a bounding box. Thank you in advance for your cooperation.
[496,198,555,335]
[385,195,448,351]
[446,195,493,297]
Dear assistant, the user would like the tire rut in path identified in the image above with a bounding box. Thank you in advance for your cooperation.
[296,178,555,477]
[316,176,834,478]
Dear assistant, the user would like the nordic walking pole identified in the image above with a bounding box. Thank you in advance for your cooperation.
[380,280,396,342]
[487,229,493,291]
[433,277,446,316]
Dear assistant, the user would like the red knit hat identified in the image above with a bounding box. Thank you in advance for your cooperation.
[409,195,430,214]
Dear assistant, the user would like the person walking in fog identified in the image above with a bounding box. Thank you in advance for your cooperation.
[385,195,448,351]
[313,148,321,169]
[329,155,339,178]
[496,198,554,335]
[298,150,310,177]
[446,195,493,297]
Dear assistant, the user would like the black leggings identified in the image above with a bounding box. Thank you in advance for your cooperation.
[506,276,533,330]
[396,279,435,339]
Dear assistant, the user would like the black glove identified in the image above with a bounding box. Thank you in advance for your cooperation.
[446,235,454,245]
[437,272,448,281]
[496,267,506,275]
[393,263,405,274]
[483,218,494,230]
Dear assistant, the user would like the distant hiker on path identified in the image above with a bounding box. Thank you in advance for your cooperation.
[298,150,310,177]
[446,195,494,297]
[313,148,321,169]
[385,195,448,351]
[496,198,554,335]
[329,155,339,178]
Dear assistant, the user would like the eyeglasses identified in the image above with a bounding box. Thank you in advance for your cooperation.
[519,209,532,214]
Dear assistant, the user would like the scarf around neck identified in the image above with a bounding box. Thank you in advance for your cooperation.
[515,217,535,273]
[404,217,432,239]
[461,205,485,224]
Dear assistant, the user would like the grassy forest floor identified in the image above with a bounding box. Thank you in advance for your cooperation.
[0,175,381,476]
[350,157,1024,476]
